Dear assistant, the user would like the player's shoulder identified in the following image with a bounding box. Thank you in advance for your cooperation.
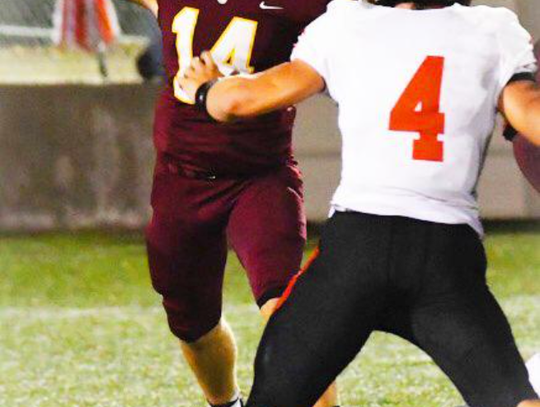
[290,0,371,28]
[454,5,522,35]
[325,0,373,16]
[308,0,371,27]
[468,4,519,21]
[300,0,379,47]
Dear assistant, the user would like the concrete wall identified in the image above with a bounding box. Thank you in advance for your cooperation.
[515,1,540,41]
[0,85,156,230]
[0,84,537,231]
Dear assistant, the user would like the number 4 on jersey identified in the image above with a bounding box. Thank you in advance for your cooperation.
[390,56,446,162]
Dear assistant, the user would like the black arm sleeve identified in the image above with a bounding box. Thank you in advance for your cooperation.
[507,71,536,84]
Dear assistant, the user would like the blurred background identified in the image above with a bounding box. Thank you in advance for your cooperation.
[0,0,538,231]
[0,2,538,407]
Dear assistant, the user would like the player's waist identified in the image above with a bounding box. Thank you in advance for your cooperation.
[331,185,483,236]
[156,153,297,180]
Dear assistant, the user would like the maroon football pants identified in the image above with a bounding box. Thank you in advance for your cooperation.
[145,162,306,342]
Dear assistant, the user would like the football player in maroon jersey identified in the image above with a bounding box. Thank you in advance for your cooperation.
[124,1,338,407]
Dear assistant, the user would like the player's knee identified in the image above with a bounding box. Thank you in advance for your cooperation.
[162,300,222,343]
[180,320,232,349]
[257,284,288,314]
[259,298,280,321]
[168,314,221,343]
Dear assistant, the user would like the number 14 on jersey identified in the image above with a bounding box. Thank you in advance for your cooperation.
[172,7,258,104]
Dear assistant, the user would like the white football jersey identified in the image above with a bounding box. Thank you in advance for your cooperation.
[291,0,536,235]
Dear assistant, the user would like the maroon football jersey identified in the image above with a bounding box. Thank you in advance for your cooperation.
[154,0,330,175]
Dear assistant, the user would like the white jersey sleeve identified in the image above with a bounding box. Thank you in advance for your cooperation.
[291,0,358,81]
[290,10,333,79]
[495,9,537,92]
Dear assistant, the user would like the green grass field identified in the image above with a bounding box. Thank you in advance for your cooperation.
[0,230,538,407]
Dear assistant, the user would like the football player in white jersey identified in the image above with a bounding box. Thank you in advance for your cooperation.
[179,0,540,406]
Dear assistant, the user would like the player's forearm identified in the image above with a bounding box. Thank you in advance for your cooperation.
[206,78,256,122]
[206,61,325,122]
[509,99,540,146]
[206,77,294,122]
[501,81,540,146]
[518,97,540,146]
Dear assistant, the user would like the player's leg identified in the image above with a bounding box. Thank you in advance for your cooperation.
[228,165,307,312]
[179,319,240,405]
[405,225,537,407]
[145,170,241,405]
[228,165,338,407]
[260,297,340,407]
[260,299,340,407]
[245,212,391,407]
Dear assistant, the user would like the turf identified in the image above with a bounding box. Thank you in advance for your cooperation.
[0,230,538,407]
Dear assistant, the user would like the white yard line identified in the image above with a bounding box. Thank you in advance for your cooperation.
[0,303,258,319]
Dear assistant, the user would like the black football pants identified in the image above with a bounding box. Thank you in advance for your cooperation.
[247,212,537,407]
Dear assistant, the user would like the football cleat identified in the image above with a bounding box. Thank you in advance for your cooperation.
[209,395,244,407]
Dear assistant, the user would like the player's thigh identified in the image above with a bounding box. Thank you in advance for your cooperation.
[145,173,229,342]
[412,289,536,407]
[410,228,536,407]
[228,165,307,307]
[247,212,388,407]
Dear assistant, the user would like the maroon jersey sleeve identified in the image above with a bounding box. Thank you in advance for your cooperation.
[154,0,330,175]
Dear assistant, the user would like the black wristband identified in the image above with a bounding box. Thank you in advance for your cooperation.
[195,79,218,115]
[503,125,518,142]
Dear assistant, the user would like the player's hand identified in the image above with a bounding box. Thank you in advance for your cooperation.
[179,51,222,101]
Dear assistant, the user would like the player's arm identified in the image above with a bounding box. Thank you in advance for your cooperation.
[125,0,158,16]
[499,78,540,147]
[207,61,324,122]
[180,9,333,121]
[180,52,325,122]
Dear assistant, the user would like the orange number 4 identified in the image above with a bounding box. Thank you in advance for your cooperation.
[390,56,446,162]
